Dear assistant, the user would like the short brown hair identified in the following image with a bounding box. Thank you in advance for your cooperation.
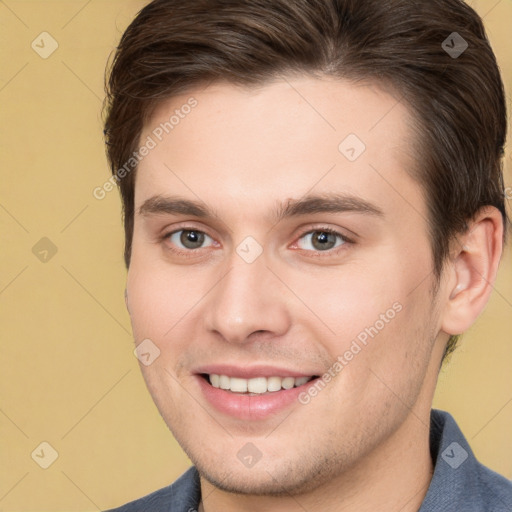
[103,0,509,357]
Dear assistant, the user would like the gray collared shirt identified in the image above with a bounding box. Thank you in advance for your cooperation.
[106,409,512,511]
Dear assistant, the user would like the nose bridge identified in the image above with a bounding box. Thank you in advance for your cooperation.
[203,251,290,343]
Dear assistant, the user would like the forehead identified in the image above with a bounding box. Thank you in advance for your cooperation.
[134,76,423,224]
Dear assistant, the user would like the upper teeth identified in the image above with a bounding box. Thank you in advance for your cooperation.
[208,374,313,394]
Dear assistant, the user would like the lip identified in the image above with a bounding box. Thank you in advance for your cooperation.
[193,364,317,379]
[194,371,320,421]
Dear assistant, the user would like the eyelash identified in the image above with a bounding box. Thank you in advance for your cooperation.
[160,225,353,259]
[293,227,352,257]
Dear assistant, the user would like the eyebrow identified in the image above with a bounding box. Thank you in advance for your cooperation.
[138,193,384,223]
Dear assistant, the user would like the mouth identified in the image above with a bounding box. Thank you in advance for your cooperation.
[193,364,323,419]
[199,373,319,396]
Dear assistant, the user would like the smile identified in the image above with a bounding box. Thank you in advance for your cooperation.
[204,374,317,395]
[195,371,321,420]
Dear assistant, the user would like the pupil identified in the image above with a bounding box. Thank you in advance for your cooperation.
[313,231,335,250]
[181,230,204,249]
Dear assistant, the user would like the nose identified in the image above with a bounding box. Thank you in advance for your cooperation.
[202,254,292,345]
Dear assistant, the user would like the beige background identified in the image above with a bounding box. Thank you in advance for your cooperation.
[0,0,510,510]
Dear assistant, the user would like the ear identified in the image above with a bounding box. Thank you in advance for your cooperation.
[440,206,504,335]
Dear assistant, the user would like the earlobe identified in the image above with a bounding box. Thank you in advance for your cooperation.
[441,207,503,336]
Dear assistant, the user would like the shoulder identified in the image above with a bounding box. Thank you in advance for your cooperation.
[420,409,512,512]
[476,463,512,511]
[104,466,201,512]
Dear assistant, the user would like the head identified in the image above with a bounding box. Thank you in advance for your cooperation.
[103,0,508,498]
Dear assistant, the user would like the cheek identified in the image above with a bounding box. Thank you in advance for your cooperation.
[126,260,195,421]
[126,269,172,341]
[297,257,433,373]
[126,246,205,339]
[290,264,401,343]
[126,253,217,383]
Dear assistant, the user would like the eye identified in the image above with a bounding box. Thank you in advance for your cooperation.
[165,229,215,251]
[296,228,349,252]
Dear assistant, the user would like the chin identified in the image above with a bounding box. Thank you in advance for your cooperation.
[188,448,344,497]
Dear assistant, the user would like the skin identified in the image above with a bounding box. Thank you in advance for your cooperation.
[125,76,503,512]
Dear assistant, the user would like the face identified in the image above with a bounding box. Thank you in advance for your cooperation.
[126,76,447,496]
